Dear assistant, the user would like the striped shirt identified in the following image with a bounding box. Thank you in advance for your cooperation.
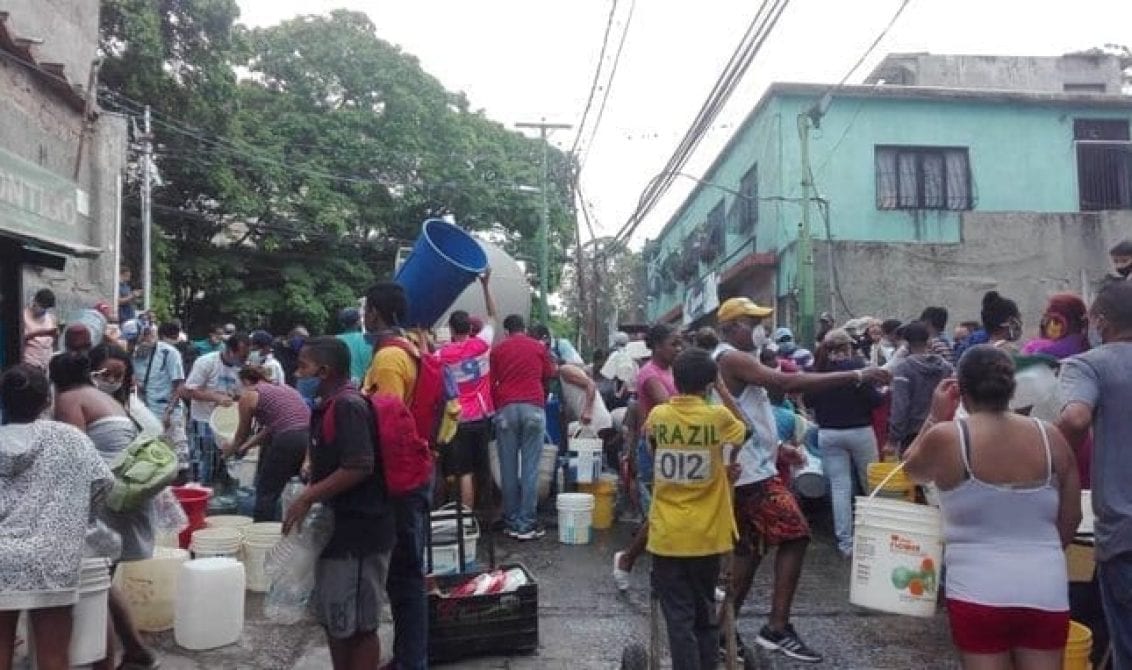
[253,382,311,435]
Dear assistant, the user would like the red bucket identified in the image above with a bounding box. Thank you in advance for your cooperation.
[173,486,212,549]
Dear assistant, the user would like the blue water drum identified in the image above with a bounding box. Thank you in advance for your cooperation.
[394,219,489,327]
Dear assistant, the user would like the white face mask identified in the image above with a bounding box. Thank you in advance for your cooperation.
[751,325,769,350]
[94,379,123,395]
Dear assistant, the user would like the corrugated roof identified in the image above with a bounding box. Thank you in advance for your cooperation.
[0,10,88,111]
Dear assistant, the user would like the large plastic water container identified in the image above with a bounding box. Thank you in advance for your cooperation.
[394,218,489,327]
[115,547,191,632]
[175,558,246,650]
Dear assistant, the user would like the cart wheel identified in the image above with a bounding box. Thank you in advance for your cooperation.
[620,643,649,670]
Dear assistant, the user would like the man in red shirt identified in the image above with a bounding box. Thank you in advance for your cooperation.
[490,314,557,540]
[437,271,498,510]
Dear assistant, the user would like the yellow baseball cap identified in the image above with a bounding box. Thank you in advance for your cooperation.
[717,297,774,323]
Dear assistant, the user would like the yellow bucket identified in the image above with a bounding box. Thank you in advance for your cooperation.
[591,475,617,530]
[868,462,914,502]
[1063,621,1092,670]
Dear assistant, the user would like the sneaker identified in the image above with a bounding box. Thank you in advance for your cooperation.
[513,526,546,541]
[755,624,823,663]
[612,551,631,592]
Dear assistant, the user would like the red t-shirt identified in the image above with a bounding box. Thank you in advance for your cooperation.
[491,333,556,409]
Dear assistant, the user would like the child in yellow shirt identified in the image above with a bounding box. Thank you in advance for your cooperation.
[644,347,746,670]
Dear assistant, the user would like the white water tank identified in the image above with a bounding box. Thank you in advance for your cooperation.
[175,557,245,650]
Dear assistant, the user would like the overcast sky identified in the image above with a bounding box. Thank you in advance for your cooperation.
[236,0,1132,246]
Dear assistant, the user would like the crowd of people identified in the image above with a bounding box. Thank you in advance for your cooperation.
[3,238,1132,670]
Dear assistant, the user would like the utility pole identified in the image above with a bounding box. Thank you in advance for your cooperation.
[516,119,572,324]
[796,111,816,347]
[141,105,153,312]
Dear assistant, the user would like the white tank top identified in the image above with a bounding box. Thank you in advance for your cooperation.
[938,417,1068,611]
[712,343,779,486]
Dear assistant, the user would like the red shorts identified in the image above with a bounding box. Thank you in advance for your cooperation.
[733,477,811,555]
[946,598,1069,654]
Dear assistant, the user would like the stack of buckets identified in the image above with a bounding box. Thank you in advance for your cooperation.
[867,462,915,501]
[1064,621,1092,670]
[72,558,114,665]
[190,527,243,560]
[243,522,283,592]
[850,464,943,618]
[173,485,212,549]
[556,493,595,544]
[577,473,617,530]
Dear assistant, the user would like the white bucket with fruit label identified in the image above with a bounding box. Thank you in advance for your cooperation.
[849,463,943,618]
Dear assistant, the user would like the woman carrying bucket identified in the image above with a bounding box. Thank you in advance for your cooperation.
[903,346,1081,669]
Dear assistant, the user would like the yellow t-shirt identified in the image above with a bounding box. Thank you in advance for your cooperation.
[362,338,417,403]
[644,395,747,557]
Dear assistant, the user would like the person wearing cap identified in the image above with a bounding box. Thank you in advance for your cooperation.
[21,288,58,371]
[713,297,889,663]
[437,268,499,510]
[336,308,371,386]
[249,330,285,385]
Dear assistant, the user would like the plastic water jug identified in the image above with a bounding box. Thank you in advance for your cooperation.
[174,558,245,650]
[281,477,305,515]
[116,547,190,632]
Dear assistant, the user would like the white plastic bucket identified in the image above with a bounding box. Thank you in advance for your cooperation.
[245,521,283,541]
[792,450,828,499]
[567,430,604,484]
[226,449,259,490]
[243,538,278,592]
[71,558,113,665]
[205,515,254,534]
[209,405,240,446]
[115,547,191,632]
[556,493,595,545]
[849,494,943,618]
[191,527,243,560]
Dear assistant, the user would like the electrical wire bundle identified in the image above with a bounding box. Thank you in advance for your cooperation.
[610,0,791,248]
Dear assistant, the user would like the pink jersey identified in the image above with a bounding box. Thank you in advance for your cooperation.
[438,326,495,422]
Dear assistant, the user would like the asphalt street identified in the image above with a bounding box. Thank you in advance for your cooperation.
[138,501,959,669]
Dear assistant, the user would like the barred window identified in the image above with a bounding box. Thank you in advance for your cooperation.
[876,146,971,211]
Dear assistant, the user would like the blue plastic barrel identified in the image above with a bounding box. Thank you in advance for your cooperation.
[394,219,489,327]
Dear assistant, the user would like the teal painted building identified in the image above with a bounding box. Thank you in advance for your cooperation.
[645,82,1132,330]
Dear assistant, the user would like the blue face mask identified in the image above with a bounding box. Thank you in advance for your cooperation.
[296,376,320,406]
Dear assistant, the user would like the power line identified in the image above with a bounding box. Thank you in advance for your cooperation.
[610,0,790,248]
[831,0,912,91]
[569,0,619,159]
[576,0,636,174]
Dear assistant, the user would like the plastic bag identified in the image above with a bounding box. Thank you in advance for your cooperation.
[264,504,335,624]
[152,487,189,535]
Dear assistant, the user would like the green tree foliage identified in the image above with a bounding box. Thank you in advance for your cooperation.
[100,4,574,334]
[560,237,647,354]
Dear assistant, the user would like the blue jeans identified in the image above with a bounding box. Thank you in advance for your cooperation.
[1099,552,1132,670]
[189,420,219,484]
[494,403,546,533]
[386,485,430,670]
[819,426,877,555]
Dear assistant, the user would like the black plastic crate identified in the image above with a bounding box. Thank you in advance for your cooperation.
[427,562,538,664]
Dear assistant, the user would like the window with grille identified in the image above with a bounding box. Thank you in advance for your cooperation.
[1075,118,1132,211]
[875,146,972,210]
[736,164,758,232]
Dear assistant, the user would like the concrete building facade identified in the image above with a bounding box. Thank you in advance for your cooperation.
[645,63,1132,337]
[0,3,127,366]
[866,52,1129,95]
